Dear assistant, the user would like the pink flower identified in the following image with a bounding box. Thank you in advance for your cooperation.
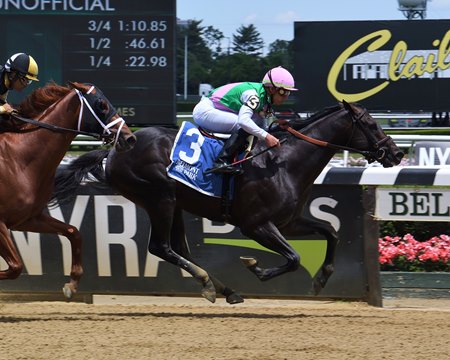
[379,233,450,271]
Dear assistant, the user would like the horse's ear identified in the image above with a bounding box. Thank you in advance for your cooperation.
[342,99,357,116]
[67,81,79,90]
[342,99,351,111]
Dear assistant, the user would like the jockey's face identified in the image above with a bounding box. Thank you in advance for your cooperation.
[9,72,30,92]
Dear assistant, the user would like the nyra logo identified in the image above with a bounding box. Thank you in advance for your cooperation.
[328,29,450,102]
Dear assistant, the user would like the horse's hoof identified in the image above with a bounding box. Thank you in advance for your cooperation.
[312,265,334,295]
[312,279,323,296]
[201,280,216,303]
[62,283,76,300]
[226,292,244,305]
[240,256,258,268]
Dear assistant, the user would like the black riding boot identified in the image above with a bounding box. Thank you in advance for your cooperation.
[208,129,249,175]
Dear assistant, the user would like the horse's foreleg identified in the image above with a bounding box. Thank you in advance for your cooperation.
[170,208,244,304]
[176,239,244,304]
[13,213,83,299]
[147,203,216,303]
[0,222,24,279]
[239,222,300,281]
[281,217,339,295]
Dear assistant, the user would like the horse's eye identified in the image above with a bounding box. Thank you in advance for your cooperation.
[96,99,109,114]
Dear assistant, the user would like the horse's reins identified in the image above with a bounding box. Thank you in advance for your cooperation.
[285,126,369,153]
[225,109,391,168]
[11,113,107,139]
[10,86,125,146]
[284,110,391,162]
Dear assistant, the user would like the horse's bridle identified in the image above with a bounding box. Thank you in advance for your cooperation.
[74,85,125,146]
[284,107,392,163]
[11,85,125,146]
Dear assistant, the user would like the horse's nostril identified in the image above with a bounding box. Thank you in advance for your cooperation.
[127,135,137,146]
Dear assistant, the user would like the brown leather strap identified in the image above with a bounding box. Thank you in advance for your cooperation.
[286,126,329,147]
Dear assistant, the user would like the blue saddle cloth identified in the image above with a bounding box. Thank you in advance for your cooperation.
[167,121,234,198]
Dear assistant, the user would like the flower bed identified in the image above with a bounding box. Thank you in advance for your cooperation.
[379,234,450,272]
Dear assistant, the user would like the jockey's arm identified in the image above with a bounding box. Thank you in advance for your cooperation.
[237,93,280,148]
[237,105,268,140]
[0,93,14,115]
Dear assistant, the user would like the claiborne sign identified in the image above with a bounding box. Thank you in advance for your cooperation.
[294,20,450,112]
[327,29,450,103]
[375,187,450,221]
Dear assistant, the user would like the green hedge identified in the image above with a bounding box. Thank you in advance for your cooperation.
[379,221,450,241]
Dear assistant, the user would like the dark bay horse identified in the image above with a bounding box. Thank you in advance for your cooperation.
[0,81,136,299]
[52,101,403,303]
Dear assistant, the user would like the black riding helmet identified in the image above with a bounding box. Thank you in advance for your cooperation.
[4,53,39,81]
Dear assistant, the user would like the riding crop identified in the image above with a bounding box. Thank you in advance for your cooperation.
[205,138,288,174]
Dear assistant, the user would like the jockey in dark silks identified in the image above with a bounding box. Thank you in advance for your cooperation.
[0,53,39,116]
[192,66,298,175]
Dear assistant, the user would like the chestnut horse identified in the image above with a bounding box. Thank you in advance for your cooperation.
[0,81,136,299]
[52,101,403,303]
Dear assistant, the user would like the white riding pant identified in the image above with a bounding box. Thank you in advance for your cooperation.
[193,97,240,133]
[193,97,268,139]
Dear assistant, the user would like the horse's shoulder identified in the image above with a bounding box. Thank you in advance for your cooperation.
[134,126,178,150]
[135,126,176,136]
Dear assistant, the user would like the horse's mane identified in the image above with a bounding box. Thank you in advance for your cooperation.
[289,104,343,130]
[18,81,72,118]
[269,104,343,137]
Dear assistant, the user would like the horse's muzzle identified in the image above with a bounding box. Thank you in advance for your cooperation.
[380,148,404,167]
[116,132,137,152]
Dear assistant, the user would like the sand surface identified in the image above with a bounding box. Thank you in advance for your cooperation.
[0,295,449,360]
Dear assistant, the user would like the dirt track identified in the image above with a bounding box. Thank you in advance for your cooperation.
[0,296,449,360]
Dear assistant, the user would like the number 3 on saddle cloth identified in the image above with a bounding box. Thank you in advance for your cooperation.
[167,121,239,198]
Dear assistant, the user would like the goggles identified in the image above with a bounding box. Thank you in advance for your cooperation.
[18,75,32,85]
[277,88,290,96]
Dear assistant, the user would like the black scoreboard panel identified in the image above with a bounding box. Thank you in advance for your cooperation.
[0,0,176,126]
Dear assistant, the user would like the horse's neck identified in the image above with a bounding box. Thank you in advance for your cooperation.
[41,90,80,129]
[289,111,351,181]
[18,91,80,168]
[304,110,351,145]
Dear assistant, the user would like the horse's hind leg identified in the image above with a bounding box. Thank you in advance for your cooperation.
[171,208,244,304]
[281,217,339,295]
[12,213,83,299]
[0,222,24,279]
[239,221,301,281]
[147,200,216,303]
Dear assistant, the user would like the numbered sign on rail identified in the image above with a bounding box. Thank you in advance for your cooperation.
[0,0,176,126]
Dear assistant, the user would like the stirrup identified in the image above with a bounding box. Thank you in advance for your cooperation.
[205,162,243,175]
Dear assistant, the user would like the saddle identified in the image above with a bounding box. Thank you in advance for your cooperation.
[168,122,256,222]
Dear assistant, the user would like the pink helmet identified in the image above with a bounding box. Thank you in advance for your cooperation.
[262,66,298,91]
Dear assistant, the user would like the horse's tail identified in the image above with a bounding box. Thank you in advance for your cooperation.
[49,149,110,208]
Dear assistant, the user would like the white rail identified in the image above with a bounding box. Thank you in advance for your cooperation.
[69,117,450,149]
